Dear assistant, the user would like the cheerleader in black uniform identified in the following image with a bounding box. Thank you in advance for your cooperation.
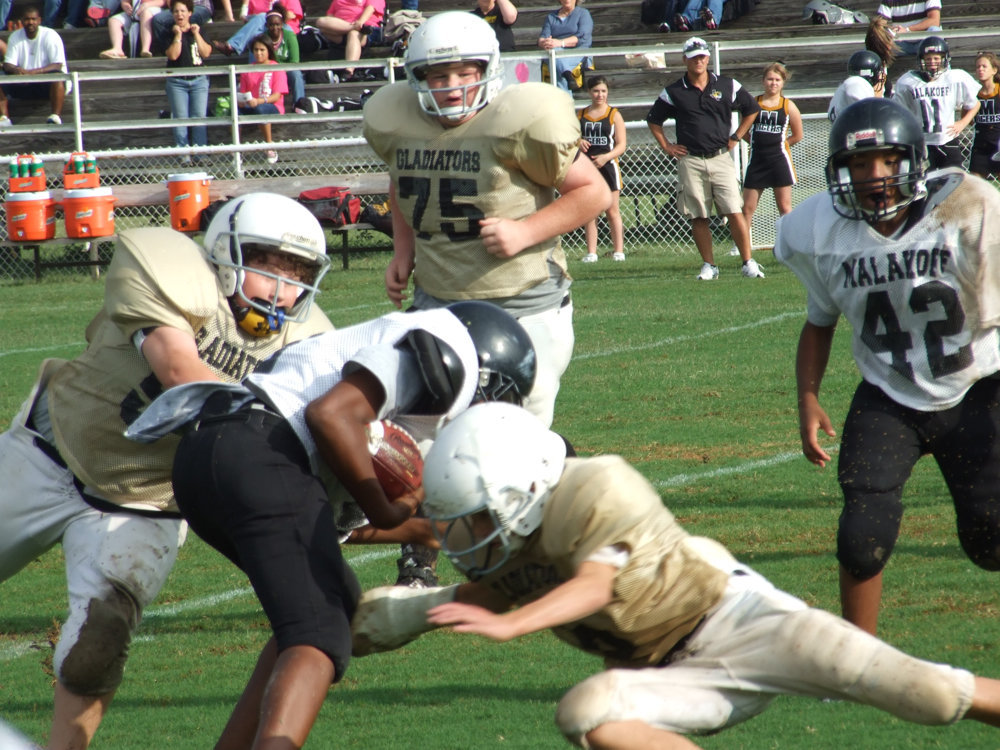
[740,63,803,240]
[579,75,627,262]
[970,51,1000,179]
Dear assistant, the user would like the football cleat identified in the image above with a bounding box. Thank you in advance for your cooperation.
[741,258,765,278]
[696,262,719,280]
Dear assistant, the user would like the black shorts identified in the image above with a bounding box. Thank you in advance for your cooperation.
[968,147,1000,176]
[926,142,965,171]
[172,405,361,678]
[837,377,1000,574]
[741,146,795,190]
[1,81,58,100]
[595,158,622,193]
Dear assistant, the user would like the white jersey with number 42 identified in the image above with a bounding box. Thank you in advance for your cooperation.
[775,170,1000,411]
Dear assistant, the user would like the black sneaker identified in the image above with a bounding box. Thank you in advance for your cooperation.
[700,7,717,29]
[673,13,691,32]
[561,69,581,92]
[395,543,439,588]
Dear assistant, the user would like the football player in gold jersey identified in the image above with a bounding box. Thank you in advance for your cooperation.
[364,9,609,591]
[352,403,1000,749]
[363,10,609,430]
[0,193,333,750]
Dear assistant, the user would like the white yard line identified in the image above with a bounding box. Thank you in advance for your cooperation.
[573,311,801,361]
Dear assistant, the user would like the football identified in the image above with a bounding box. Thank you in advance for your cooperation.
[367,419,423,499]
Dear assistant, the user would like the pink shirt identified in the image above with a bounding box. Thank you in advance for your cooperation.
[324,0,384,26]
[248,0,303,32]
[239,61,289,114]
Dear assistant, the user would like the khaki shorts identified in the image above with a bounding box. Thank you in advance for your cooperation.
[677,150,743,218]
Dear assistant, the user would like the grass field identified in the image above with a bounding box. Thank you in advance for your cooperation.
[2,248,1000,749]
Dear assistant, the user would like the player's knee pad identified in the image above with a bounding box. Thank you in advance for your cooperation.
[836,493,903,580]
[556,672,623,747]
[54,587,138,696]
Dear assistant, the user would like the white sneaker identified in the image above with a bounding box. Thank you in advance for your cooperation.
[266,150,279,164]
[612,252,625,262]
[46,114,62,125]
[0,115,11,127]
[728,245,740,256]
[696,262,719,281]
[581,253,598,263]
[741,258,765,278]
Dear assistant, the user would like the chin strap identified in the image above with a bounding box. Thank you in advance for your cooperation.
[232,298,285,337]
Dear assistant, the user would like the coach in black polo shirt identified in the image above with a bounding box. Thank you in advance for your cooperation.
[646,36,764,280]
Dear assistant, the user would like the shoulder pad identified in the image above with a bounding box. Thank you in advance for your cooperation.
[395,329,465,415]
[112,227,219,320]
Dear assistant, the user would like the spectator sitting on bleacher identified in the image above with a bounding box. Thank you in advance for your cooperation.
[472,0,517,52]
[537,0,592,92]
[100,0,169,58]
[264,6,304,104]
[153,0,220,54]
[314,0,386,82]
[875,0,941,56]
[1,4,67,124]
[238,34,288,164]
[673,0,719,32]
[212,0,303,57]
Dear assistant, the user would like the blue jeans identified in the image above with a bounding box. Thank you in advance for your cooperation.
[165,75,209,148]
[42,0,86,26]
[239,102,279,115]
[679,0,722,25]
[153,6,212,49]
[286,70,305,103]
[229,13,267,54]
[895,25,943,55]
[399,0,417,7]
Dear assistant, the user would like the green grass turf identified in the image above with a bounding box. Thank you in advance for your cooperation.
[2,249,999,748]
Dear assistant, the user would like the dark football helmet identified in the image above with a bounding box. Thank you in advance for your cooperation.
[446,300,536,405]
[917,36,950,81]
[847,50,885,86]
[826,98,927,224]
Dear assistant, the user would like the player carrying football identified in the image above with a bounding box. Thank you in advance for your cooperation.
[126,300,537,749]
[0,194,333,749]
[775,98,1000,635]
[350,403,1000,748]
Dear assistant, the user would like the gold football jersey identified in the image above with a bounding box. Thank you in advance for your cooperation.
[364,82,579,300]
[44,228,332,511]
[478,456,728,667]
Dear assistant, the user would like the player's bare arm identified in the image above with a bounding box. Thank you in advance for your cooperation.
[795,321,837,467]
[949,101,981,138]
[140,326,220,387]
[479,153,610,259]
[304,370,420,528]
[428,560,616,641]
[385,184,416,308]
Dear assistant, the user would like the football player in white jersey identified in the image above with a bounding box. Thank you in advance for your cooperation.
[125,300,537,750]
[893,36,980,169]
[0,193,333,749]
[828,49,886,122]
[774,98,1000,636]
[350,403,1000,749]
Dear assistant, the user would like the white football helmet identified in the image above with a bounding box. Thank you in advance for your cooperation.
[202,192,330,336]
[404,11,504,123]
[423,403,566,578]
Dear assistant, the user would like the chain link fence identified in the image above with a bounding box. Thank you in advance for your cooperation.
[0,41,986,281]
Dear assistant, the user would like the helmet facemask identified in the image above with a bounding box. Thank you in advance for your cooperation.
[827,146,924,225]
[918,37,950,81]
[206,195,331,336]
[404,11,504,124]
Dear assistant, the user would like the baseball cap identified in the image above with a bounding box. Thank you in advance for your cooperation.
[683,37,710,58]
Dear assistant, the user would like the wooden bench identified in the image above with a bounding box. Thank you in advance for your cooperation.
[5,235,115,281]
